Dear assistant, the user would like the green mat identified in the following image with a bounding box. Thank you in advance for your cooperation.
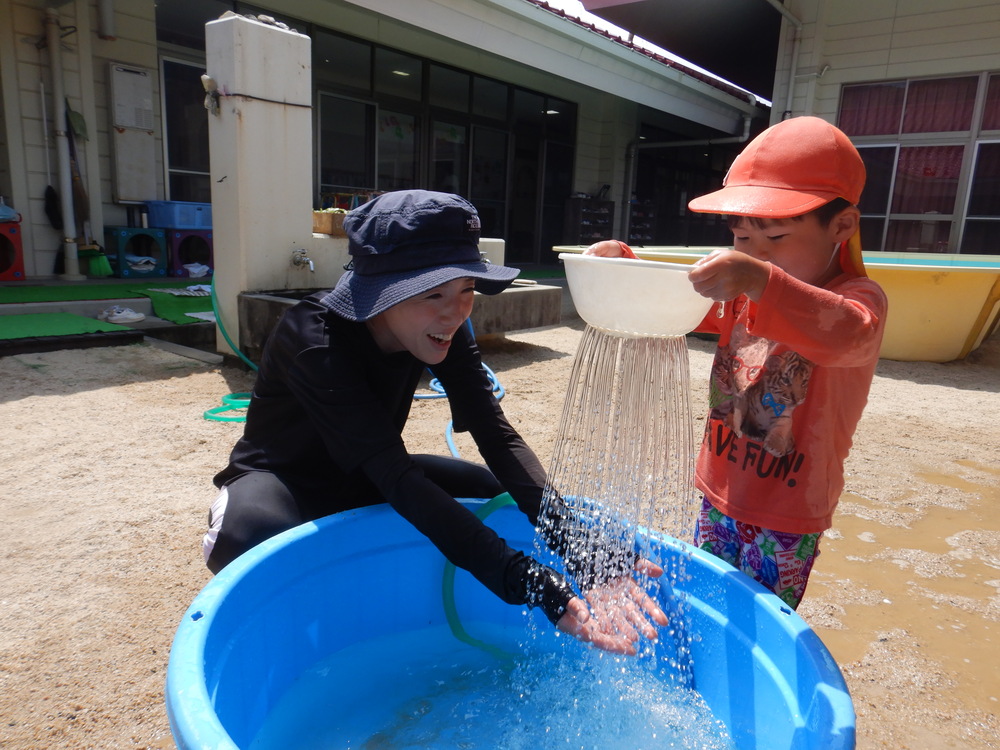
[0,313,130,340]
[515,266,566,280]
[132,290,213,325]
[0,280,195,305]
[0,279,201,305]
[0,281,214,325]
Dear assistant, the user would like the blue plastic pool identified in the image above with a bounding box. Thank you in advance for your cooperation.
[166,501,855,749]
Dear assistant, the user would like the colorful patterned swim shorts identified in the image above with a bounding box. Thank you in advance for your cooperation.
[694,497,822,609]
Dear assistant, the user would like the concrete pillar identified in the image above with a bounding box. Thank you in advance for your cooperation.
[204,14,346,355]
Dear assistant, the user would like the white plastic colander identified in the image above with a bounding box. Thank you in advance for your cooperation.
[559,252,714,337]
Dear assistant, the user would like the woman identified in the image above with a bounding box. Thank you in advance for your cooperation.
[204,189,666,654]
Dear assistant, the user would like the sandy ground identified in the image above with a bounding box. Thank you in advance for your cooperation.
[1,317,998,749]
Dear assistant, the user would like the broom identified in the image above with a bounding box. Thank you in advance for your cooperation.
[40,79,62,233]
[65,100,112,277]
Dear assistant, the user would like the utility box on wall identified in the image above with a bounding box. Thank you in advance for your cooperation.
[109,63,157,203]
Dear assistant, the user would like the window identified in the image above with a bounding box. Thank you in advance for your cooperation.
[840,74,1000,255]
[156,0,231,48]
[512,90,545,132]
[161,58,211,202]
[318,94,375,195]
[543,97,575,143]
[430,65,469,113]
[473,77,508,121]
[431,121,467,194]
[374,49,421,101]
[962,142,1000,253]
[378,110,419,191]
[314,31,371,93]
[307,30,576,262]
[470,127,508,237]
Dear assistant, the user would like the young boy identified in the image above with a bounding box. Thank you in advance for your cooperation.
[586,117,888,608]
[205,189,666,653]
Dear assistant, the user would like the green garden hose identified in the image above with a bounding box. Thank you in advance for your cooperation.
[441,493,519,661]
[204,276,257,422]
[203,392,251,422]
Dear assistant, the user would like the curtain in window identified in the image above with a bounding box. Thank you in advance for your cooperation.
[839,83,904,135]
[891,145,964,215]
[902,77,977,133]
[983,75,1000,131]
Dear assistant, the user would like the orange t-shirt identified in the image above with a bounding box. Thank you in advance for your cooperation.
[694,264,887,533]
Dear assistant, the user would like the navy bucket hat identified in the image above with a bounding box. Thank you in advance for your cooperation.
[322,190,520,322]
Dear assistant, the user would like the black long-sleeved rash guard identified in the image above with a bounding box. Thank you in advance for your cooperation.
[214,292,559,610]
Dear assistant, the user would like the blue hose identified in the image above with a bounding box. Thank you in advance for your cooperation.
[413,319,505,458]
[414,360,504,402]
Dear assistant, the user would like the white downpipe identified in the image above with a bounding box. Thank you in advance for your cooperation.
[97,0,115,40]
[782,27,803,119]
[45,7,83,279]
[762,0,802,28]
[760,0,805,120]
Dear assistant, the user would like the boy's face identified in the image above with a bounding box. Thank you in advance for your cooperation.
[730,208,858,287]
[367,277,476,364]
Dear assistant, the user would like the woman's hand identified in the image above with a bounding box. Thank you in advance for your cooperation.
[555,558,668,655]
[689,249,770,302]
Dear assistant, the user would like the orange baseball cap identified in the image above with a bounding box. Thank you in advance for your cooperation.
[688,116,867,276]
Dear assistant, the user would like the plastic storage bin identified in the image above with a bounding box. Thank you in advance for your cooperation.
[0,221,25,281]
[167,229,214,277]
[104,227,168,278]
[145,201,212,230]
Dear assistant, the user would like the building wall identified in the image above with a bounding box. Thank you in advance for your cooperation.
[774,0,1000,123]
[245,0,752,219]
[0,0,753,277]
[0,0,161,276]
[0,57,10,209]
[274,0,661,196]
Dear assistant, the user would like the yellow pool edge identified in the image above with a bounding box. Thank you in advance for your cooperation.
[552,245,1000,362]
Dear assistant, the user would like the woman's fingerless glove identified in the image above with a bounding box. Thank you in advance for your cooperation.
[537,493,637,590]
[524,560,577,624]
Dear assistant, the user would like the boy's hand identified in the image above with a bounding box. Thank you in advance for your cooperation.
[584,240,626,257]
[689,249,770,302]
[555,558,668,655]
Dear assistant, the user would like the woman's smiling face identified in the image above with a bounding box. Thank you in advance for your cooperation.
[366,277,476,364]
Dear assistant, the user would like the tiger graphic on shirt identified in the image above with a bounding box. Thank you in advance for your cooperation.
[709,324,814,457]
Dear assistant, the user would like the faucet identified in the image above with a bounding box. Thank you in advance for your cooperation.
[291,248,314,272]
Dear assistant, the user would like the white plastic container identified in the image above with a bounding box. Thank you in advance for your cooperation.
[560,253,714,337]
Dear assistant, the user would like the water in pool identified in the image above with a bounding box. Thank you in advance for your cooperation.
[250,623,732,749]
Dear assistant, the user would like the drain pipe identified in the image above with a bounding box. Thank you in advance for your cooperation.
[44,7,83,280]
[97,0,116,40]
[760,0,805,120]
[619,105,755,238]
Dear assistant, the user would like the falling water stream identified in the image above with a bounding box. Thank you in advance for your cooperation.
[251,326,732,749]
[538,325,701,567]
